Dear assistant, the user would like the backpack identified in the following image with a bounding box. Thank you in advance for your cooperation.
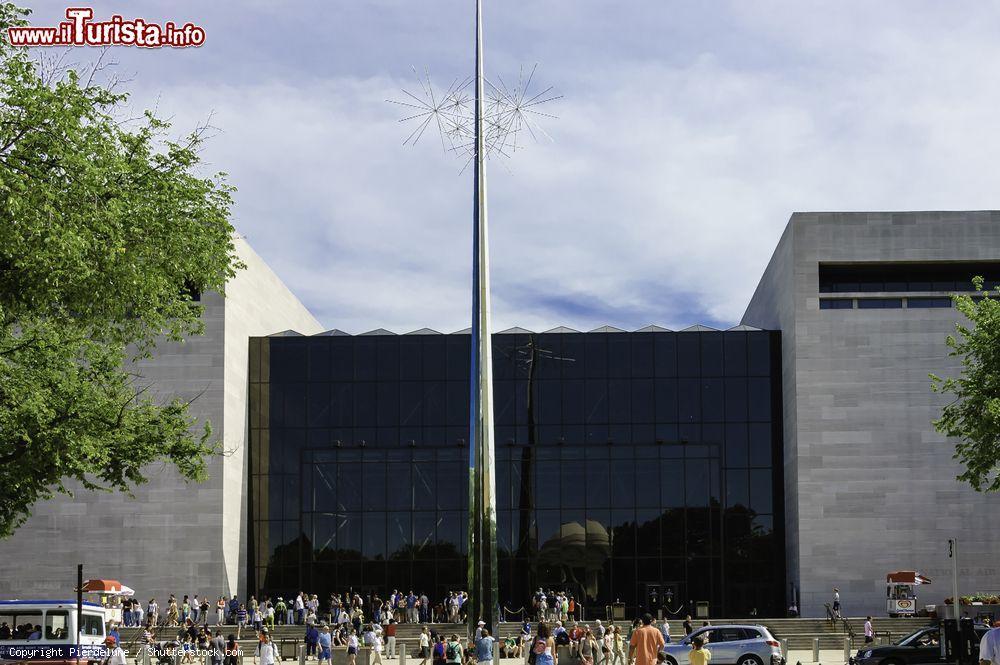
[434,642,445,659]
[445,642,458,661]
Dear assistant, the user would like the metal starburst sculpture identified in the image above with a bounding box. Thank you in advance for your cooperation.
[390,64,560,167]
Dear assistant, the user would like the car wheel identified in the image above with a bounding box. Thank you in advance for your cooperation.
[738,655,764,665]
[880,659,903,665]
[662,656,678,665]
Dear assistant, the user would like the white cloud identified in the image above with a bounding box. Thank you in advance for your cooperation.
[53,1,1000,333]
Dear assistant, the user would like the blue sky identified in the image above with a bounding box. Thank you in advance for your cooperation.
[27,2,1000,333]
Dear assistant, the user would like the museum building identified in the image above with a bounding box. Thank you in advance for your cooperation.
[2,211,1000,618]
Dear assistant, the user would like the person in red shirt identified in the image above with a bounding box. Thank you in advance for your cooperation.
[569,623,585,658]
[385,621,397,658]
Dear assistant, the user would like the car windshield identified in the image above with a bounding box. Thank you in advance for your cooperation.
[898,629,936,647]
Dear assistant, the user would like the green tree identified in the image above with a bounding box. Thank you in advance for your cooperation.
[0,4,242,536]
[932,276,1000,492]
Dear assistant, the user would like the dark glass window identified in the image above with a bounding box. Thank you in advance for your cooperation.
[819,262,1000,293]
[857,298,903,309]
[819,299,854,310]
[677,336,700,377]
[631,336,654,377]
[678,378,700,422]
[907,297,952,308]
[723,334,747,376]
[700,334,724,377]
[251,332,783,616]
[701,379,724,422]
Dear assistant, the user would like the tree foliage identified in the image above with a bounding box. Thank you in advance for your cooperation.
[932,277,1000,493]
[0,4,242,536]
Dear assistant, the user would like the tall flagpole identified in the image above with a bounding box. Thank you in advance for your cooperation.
[468,0,499,639]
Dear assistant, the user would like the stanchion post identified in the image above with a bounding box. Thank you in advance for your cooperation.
[812,638,819,663]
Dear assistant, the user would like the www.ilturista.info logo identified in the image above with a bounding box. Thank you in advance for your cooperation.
[7,8,205,48]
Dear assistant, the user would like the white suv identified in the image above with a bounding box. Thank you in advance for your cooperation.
[661,625,783,665]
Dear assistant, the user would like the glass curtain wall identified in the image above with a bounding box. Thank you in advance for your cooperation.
[248,330,784,617]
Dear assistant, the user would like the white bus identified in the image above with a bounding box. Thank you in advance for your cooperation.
[0,600,108,665]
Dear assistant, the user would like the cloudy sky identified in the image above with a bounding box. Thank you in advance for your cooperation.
[28,2,1000,333]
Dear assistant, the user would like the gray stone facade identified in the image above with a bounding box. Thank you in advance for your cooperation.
[743,211,1000,617]
[0,236,322,603]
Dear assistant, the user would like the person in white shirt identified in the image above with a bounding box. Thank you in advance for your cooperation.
[419,626,431,665]
[347,631,359,665]
[295,594,306,625]
[864,617,874,644]
[371,626,384,665]
[980,624,1000,665]
[658,620,670,645]
[255,631,278,665]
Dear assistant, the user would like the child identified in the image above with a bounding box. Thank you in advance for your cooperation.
[689,636,711,665]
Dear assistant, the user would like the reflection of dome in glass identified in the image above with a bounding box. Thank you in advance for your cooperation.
[537,520,611,600]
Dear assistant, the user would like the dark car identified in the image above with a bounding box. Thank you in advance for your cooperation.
[853,625,988,665]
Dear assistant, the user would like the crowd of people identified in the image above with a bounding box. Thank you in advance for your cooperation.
[530,590,583,624]
[102,586,724,665]
[116,590,471,630]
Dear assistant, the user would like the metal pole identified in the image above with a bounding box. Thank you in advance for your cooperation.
[77,564,84,665]
[812,637,819,663]
[949,539,960,619]
[467,0,498,641]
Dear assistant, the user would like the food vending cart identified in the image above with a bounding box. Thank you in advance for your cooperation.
[886,570,932,616]
[80,579,134,624]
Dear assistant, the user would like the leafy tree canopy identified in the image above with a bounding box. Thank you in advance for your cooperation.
[0,4,242,536]
[932,277,1000,493]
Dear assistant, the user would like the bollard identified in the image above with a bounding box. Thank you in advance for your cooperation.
[493,641,500,663]
[812,638,819,663]
[143,644,151,665]
[843,637,850,664]
[299,644,306,665]
[175,647,182,665]
[780,640,788,661]
[399,642,406,665]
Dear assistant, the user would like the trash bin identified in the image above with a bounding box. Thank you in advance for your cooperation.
[280,640,299,661]
[695,602,709,619]
[611,603,625,620]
